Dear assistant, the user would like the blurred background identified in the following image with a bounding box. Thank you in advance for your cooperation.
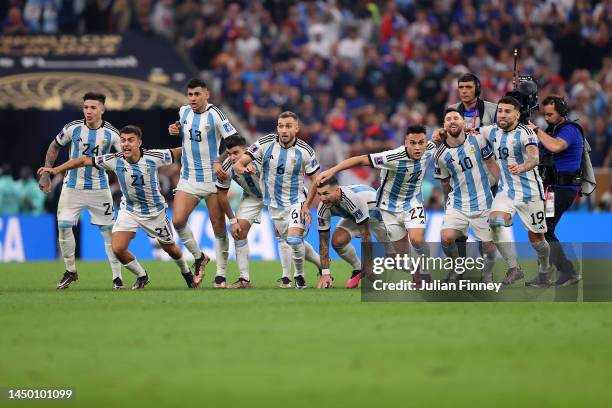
[0,0,610,261]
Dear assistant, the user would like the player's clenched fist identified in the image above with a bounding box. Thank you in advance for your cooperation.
[168,121,180,136]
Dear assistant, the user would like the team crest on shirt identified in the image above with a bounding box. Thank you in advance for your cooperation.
[248,144,259,154]
[223,123,235,133]
[469,146,476,153]
[353,209,364,220]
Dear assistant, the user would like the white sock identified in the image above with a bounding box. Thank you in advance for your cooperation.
[304,241,322,270]
[100,227,122,279]
[215,232,229,277]
[491,227,518,269]
[532,240,551,273]
[58,226,76,272]
[235,239,250,280]
[334,243,361,270]
[175,225,202,259]
[124,259,146,277]
[173,255,190,274]
[278,238,292,279]
[287,237,305,277]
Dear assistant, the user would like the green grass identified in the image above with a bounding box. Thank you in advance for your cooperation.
[0,260,611,408]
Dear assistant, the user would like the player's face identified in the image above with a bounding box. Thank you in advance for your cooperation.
[277,117,299,146]
[83,100,104,126]
[187,86,209,112]
[120,132,142,161]
[444,112,465,138]
[458,81,476,103]
[317,185,340,207]
[227,145,245,164]
[497,103,520,130]
[405,133,427,159]
[543,103,562,126]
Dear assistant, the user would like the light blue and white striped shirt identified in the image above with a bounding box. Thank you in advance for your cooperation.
[178,103,237,183]
[317,184,382,231]
[246,134,319,209]
[434,133,494,213]
[481,124,545,203]
[216,157,263,199]
[94,149,174,217]
[55,119,120,190]
[368,142,435,212]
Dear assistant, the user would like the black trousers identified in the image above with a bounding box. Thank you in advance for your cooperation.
[545,186,578,276]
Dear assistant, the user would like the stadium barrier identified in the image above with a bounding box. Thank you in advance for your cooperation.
[1,210,611,262]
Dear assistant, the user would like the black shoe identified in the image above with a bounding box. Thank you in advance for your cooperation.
[525,273,552,288]
[192,253,210,277]
[112,277,124,289]
[554,273,580,287]
[278,277,292,288]
[182,271,197,289]
[502,267,525,285]
[213,275,227,288]
[57,271,78,289]
[132,273,149,290]
[294,275,307,289]
[350,270,361,279]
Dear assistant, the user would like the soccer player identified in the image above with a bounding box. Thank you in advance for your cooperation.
[316,125,435,283]
[38,126,197,290]
[216,135,321,288]
[38,92,124,289]
[480,96,551,287]
[234,111,320,289]
[434,108,500,283]
[168,78,239,288]
[315,176,390,289]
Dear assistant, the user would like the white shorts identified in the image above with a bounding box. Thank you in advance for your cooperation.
[176,178,217,200]
[57,187,114,226]
[236,195,265,225]
[336,218,390,242]
[113,208,175,244]
[380,207,426,242]
[491,190,547,233]
[269,203,305,237]
[442,208,492,242]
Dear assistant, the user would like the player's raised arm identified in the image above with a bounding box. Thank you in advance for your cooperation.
[234,151,254,174]
[37,156,94,177]
[168,120,180,136]
[318,155,370,185]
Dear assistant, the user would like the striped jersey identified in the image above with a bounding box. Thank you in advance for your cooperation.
[317,184,383,231]
[246,134,320,208]
[178,103,238,183]
[93,149,174,217]
[55,119,120,190]
[434,133,495,213]
[368,142,436,212]
[480,124,545,202]
[216,157,263,199]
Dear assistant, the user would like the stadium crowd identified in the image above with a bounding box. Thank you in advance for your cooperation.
[1,0,611,214]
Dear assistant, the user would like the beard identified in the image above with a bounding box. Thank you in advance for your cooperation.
[447,126,462,138]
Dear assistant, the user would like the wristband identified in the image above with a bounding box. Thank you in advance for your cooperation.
[533,127,540,134]
[229,218,237,225]
[322,268,330,275]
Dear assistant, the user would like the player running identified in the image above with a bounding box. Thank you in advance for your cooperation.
[315,176,390,289]
[216,135,321,288]
[38,126,197,290]
[481,96,551,287]
[168,78,239,288]
[316,125,435,283]
[434,108,500,283]
[38,92,124,289]
[234,111,320,289]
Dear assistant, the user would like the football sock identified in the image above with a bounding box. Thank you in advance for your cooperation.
[100,226,122,280]
[214,232,229,277]
[124,259,146,277]
[58,226,76,273]
[175,225,202,259]
[235,239,250,280]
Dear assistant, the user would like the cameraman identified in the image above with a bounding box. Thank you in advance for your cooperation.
[527,95,581,286]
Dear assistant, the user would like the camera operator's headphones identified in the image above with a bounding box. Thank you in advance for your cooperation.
[458,73,482,98]
[553,96,569,117]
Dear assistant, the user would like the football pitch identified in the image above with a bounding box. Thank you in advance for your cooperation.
[0,260,611,407]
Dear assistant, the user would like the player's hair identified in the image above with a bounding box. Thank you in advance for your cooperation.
[498,95,521,110]
[120,125,142,139]
[278,111,299,121]
[187,77,207,89]
[83,92,106,104]
[443,107,462,118]
[542,95,569,117]
[317,175,339,188]
[224,134,247,149]
[406,125,427,136]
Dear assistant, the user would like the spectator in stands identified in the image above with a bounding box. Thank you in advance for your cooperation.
[2,5,29,34]
[252,80,280,134]
[16,166,44,214]
[0,165,22,216]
